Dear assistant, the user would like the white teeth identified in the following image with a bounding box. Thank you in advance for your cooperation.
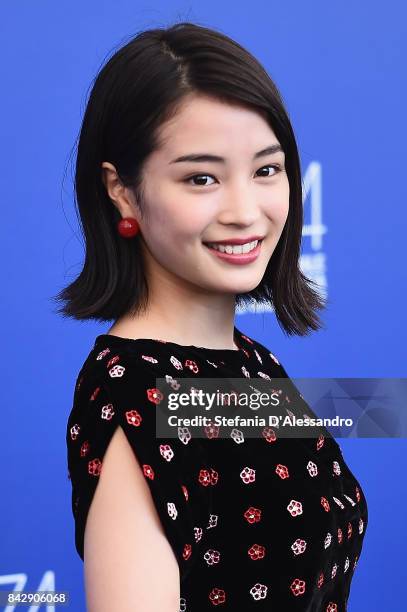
[206,240,259,254]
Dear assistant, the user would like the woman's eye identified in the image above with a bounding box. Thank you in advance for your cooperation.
[184,174,216,187]
[184,165,282,187]
[255,164,281,178]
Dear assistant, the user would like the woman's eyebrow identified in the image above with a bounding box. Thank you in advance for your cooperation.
[169,144,283,164]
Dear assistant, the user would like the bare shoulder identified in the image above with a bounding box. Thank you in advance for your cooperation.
[84,424,180,612]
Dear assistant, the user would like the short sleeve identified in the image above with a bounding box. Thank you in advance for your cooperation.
[66,348,214,583]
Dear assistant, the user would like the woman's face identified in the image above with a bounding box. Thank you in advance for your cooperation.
[135,93,290,297]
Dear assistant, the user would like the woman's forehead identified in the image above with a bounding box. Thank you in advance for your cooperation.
[154,99,278,161]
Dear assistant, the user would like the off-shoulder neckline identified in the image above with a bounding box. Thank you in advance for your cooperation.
[95,324,249,355]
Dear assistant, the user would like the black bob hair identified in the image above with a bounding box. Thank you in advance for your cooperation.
[52,21,327,336]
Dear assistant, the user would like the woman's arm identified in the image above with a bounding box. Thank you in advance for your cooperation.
[84,424,180,611]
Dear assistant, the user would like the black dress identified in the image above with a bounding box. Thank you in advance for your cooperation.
[66,325,368,611]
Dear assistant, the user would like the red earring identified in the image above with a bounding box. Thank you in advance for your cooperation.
[117,217,140,238]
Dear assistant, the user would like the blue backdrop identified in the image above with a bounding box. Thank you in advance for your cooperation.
[1,1,406,610]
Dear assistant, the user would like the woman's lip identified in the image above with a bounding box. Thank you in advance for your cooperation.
[204,235,264,245]
[203,239,263,265]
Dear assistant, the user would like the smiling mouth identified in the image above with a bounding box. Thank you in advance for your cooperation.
[203,239,263,255]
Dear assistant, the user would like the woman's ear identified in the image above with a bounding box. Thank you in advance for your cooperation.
[101,161,140,219]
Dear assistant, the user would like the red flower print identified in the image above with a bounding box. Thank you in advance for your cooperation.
[205,424,220,439]
[80,440,90,457]
[142,464,155,480]
[199,469,211,486]
[337,528,343,544]
[106,355,120,368]
[248,544,265,560]
[184,359,199,374]
[262,426,277,443]
[317,572,324,588]
[290,578,306,596]
[275,464,289,479]
[181,484,189,500]
[209,587,226,605]
[321,497,330,512]
[347,522,352,539]
[326,603,338,612]
[182,543,192,560]
[316,434,325,450]
[125,409,142,427]
[244,506,262,524]
[89,386,101,401]
[88,458,102,476]
[147,387,164,404]
[193,469,216,486]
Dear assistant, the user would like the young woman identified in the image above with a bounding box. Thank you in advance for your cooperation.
[58,22,368,611]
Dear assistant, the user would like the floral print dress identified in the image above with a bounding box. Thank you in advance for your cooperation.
[66,325,368,611]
